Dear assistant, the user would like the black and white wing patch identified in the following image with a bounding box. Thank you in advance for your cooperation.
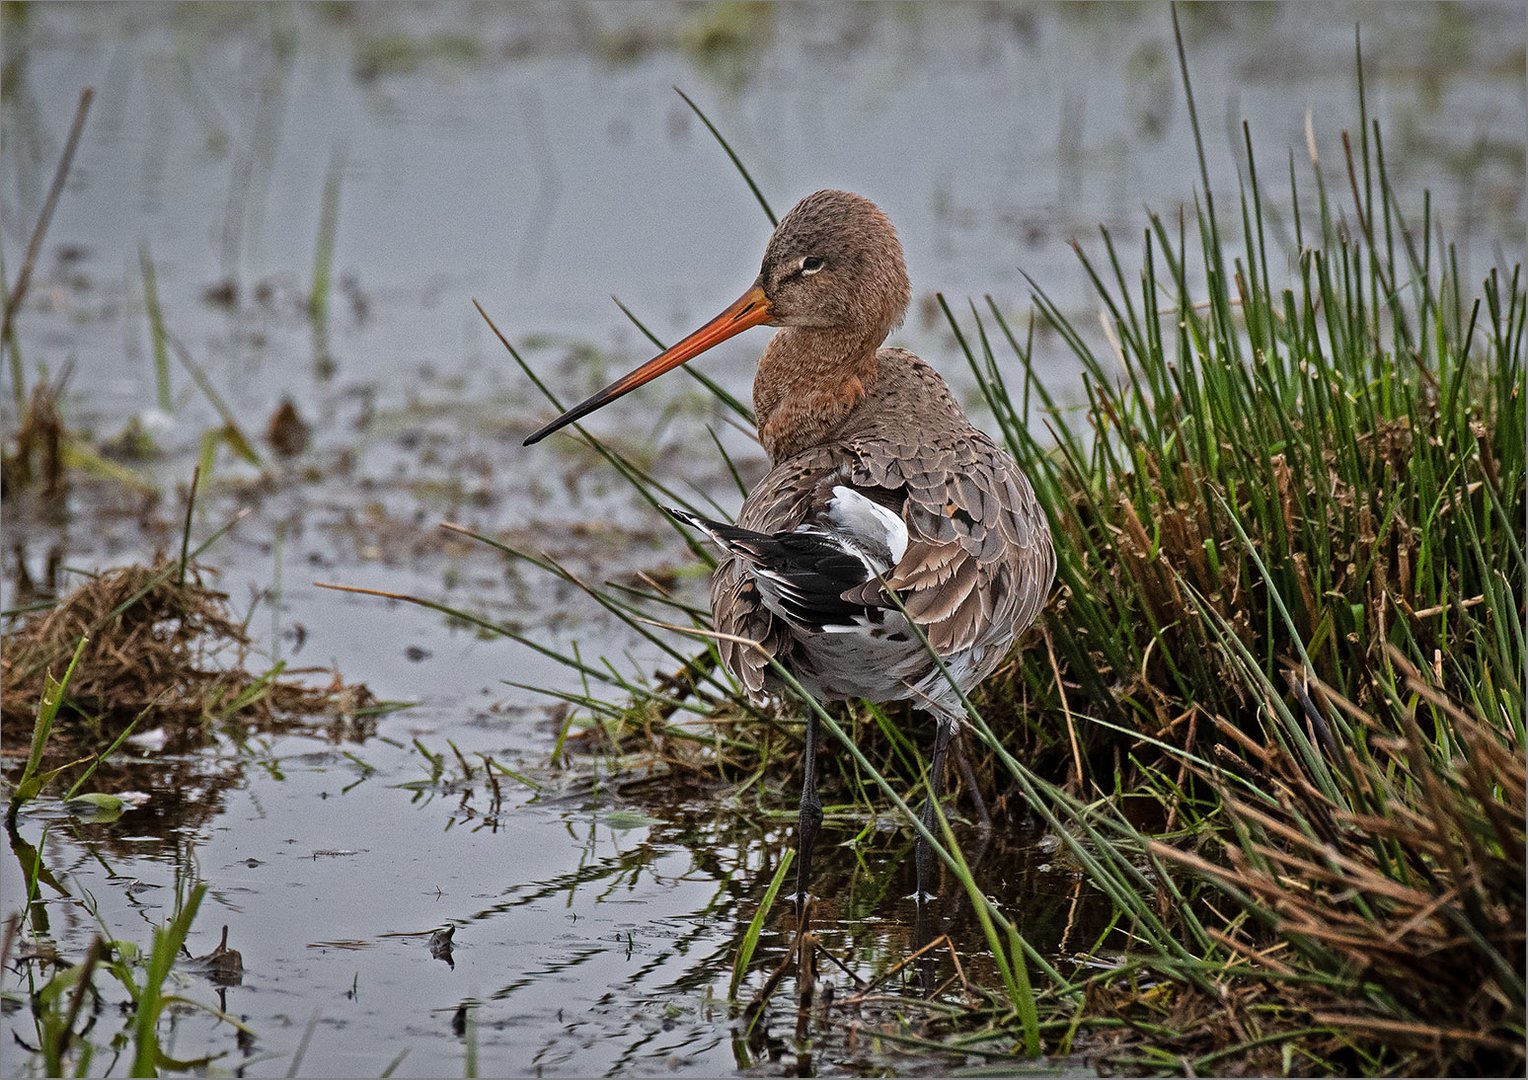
[666,486,908,633]
[818,484,907,572]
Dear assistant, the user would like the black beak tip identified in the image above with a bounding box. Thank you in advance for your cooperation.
[522,420,558,447]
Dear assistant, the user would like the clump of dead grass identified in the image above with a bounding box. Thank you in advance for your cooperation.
[1109,652,1526,1075]
[2,559,373,742]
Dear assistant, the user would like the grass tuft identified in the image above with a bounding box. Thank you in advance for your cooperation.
[915,18,1524,1073]
[2,556,375,743]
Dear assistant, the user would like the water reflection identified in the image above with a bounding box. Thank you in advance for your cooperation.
[4,719,1108,1076]
[436,795,1110,1075]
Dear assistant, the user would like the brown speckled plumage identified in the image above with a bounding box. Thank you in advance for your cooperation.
[713,345,1053,713]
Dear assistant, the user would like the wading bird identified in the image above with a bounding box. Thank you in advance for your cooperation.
[524,188,1053,953]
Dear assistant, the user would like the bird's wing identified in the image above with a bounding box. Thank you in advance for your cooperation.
[846,428,1054,655]
[696,430,1053,693]
[709,449,838,696]
[668,506,883,632]
[672,465,907,698]
[709,554,793,699]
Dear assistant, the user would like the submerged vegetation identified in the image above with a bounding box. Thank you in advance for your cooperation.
[2,555,376,733]
[461,26,1525,1079]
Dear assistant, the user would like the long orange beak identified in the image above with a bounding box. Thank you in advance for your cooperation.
[523,284,772,446]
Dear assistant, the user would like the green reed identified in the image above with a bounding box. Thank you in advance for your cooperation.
[139,241,172,412]
[921,17,1524,1073]
[414,20,1525,1073]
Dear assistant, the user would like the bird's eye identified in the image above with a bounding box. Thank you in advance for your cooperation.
[800,256,825,275]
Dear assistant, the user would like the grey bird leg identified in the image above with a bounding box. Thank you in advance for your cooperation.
[954,729,992,831]
[915,715,955,903]
[797,710,823,905]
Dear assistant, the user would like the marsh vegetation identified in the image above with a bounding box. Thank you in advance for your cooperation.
[2,3,1522,1076]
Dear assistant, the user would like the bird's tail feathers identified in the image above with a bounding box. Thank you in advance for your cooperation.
[662,506,754,550]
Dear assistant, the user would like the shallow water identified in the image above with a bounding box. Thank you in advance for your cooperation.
[3,2,1524,1076]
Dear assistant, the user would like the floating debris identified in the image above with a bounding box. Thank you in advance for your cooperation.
[265,397,311,458]
[63,790,150,820]
[189,925,244,986]
[429,926,455,968]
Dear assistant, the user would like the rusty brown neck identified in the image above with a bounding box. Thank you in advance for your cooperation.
[753,325,884,462]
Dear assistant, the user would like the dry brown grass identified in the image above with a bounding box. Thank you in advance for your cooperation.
[2,560,373,747]
[1,382,67,501]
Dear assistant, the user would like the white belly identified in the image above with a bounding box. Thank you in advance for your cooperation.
[783,616,1005,721]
